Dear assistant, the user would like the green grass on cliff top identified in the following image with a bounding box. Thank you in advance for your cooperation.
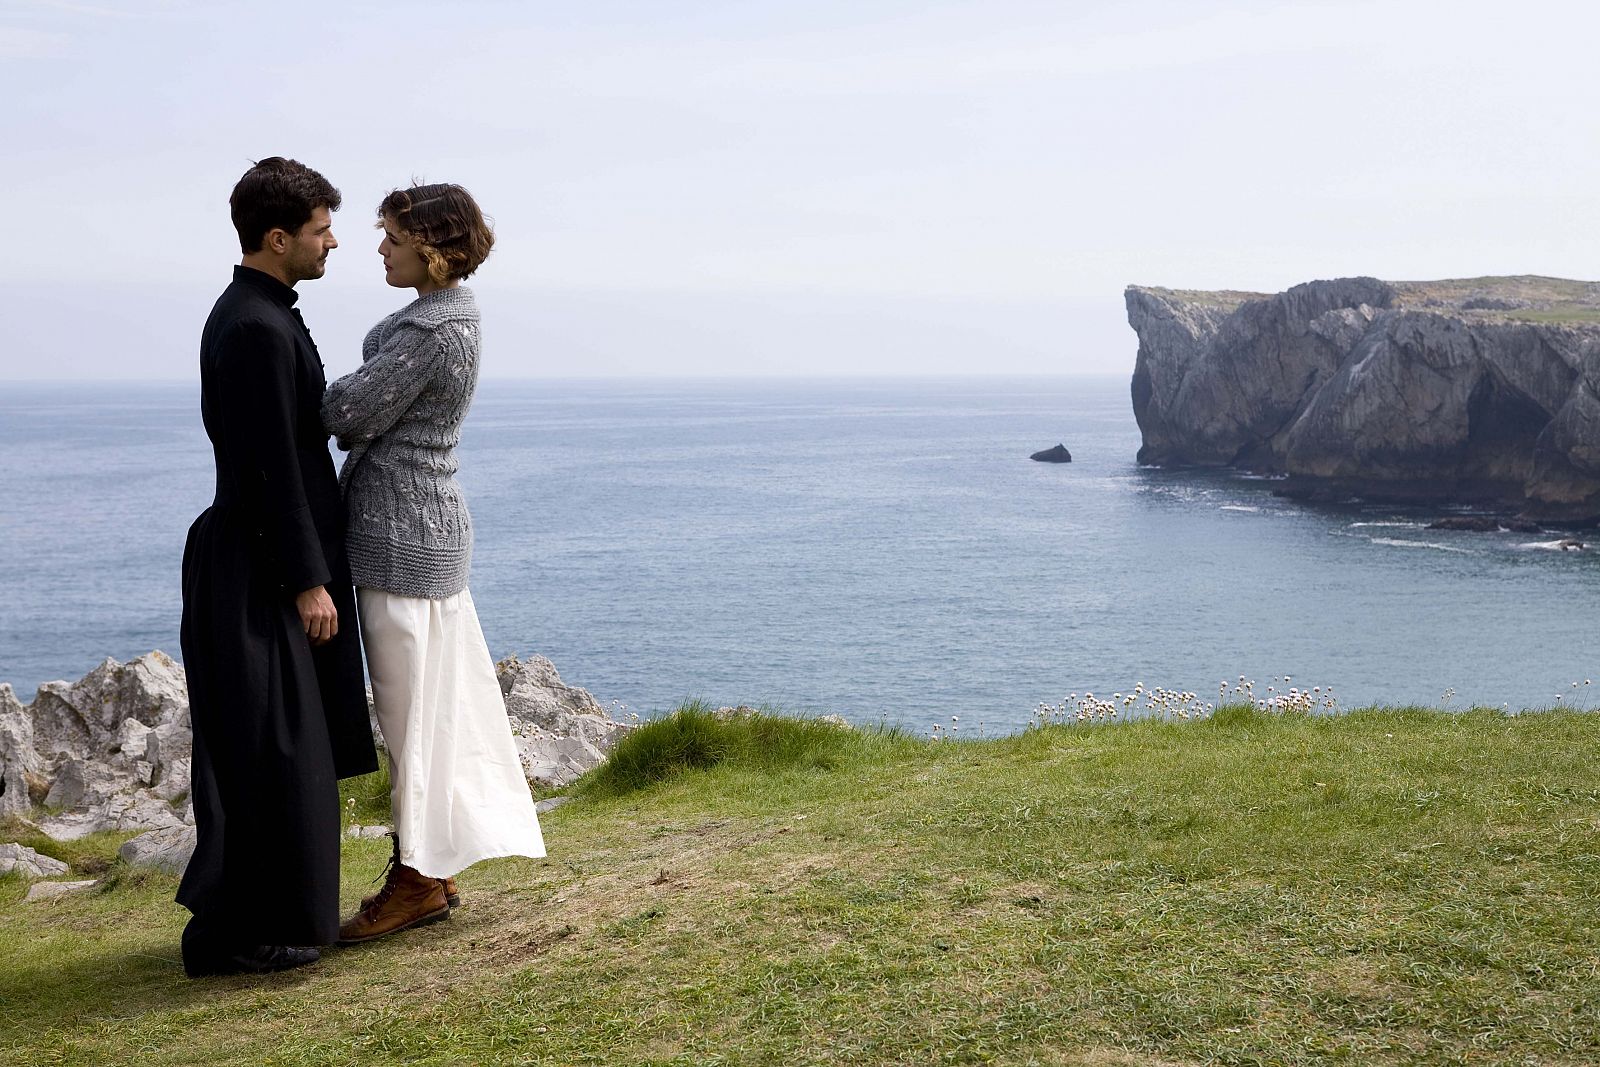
[1135,274,1600,323]
[4,704,1600,1066]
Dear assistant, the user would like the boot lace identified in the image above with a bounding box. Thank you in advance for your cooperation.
[365,848,403,914]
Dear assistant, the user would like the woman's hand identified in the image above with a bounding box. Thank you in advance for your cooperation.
[295,585,339,645]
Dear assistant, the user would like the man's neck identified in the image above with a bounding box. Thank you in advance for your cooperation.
[239,254,296,287]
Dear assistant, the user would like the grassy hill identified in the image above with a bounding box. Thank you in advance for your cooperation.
[4,705,1600,1066]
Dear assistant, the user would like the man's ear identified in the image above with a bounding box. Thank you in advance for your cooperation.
[265,227,291,254]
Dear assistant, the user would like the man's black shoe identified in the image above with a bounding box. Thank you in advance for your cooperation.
[184,944,321,978]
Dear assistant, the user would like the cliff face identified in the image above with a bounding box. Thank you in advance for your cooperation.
[1126,276,1600,520]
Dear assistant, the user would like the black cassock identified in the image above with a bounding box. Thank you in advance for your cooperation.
[178,265,378,951]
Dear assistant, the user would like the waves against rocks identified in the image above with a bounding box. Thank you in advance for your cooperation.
[1125,276,1600,520]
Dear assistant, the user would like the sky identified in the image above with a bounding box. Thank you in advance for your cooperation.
[4,0,1600,379]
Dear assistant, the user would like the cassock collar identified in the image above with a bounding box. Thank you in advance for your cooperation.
[233,265,300,308]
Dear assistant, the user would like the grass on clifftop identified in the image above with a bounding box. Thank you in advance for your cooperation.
[1141,275,1600,324]
[574,701,880,800]
[4,704,1600,1066]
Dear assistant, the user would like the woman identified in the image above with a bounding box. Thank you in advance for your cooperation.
[322,183,545,943]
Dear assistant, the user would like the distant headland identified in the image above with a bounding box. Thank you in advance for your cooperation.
[1125,275,1600,522]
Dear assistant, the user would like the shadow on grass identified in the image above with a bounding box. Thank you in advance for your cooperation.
[0,933,332,1046]
[0,939,185,1039]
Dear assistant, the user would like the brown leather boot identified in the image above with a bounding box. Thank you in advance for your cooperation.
[339,858,450,944]
[359,833,460,910]
[362,875,459,910]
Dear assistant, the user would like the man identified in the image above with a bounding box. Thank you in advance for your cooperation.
[178,157,378,977]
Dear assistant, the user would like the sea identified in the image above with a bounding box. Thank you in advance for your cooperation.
[3,376,1597,733]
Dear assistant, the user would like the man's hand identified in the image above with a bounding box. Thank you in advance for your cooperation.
[295,586,338,646]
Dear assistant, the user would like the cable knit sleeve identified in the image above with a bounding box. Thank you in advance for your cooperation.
[322,323,446,448]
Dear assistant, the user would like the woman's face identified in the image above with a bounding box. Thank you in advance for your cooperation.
[378,215,431,289]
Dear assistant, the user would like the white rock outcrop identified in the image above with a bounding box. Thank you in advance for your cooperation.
[25,879,97,902]
[118,824,198,874]
[0,842,70,880]
[6,650,629,873]
[0,683,45,817]
[41,792,190,842]
[497,653,635,787]
[2,652,194,841]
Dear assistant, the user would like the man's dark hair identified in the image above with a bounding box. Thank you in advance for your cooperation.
[229,157,342,254]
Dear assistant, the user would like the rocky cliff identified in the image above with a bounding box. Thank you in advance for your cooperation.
[1125,276,1600,520]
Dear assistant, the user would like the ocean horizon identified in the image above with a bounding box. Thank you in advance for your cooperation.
[3,374,1596,731]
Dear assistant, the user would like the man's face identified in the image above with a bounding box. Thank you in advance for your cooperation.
[284,205,337,283]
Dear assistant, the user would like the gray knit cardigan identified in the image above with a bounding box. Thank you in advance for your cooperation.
[321,287,482,599]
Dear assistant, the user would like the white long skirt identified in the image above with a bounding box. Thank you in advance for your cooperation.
[358,587,546,878]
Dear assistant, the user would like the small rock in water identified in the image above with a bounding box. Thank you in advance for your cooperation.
[1427,515,1545,533]
[1030,444,1072,463]
[1427,516,1502,532]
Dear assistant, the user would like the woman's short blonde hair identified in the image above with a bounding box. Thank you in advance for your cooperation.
[377,183,494,285]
